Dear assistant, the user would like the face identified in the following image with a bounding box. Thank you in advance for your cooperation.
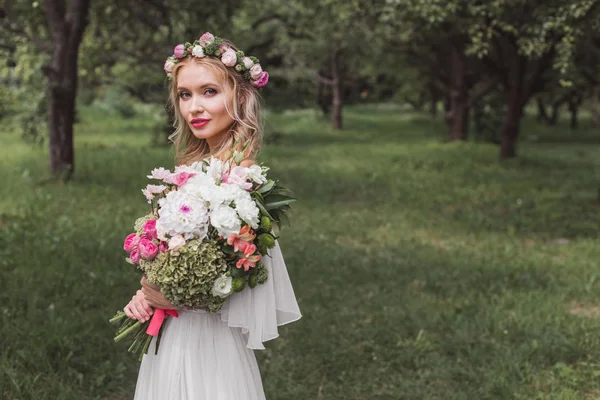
[176,62,235,151]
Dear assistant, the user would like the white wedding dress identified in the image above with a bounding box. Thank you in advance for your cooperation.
[133,240,301,400]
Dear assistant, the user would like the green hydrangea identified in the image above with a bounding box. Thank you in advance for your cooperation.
[255,262,268,285]
[148,239,229,311]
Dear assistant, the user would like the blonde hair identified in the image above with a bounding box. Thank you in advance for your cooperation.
[167,42,263,166]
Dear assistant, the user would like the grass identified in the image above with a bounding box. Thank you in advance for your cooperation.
[1,103,600,399]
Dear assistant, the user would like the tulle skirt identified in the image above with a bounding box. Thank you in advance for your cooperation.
[133,309,266,400]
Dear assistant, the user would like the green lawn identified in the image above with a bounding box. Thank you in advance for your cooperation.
[2,104,600,399]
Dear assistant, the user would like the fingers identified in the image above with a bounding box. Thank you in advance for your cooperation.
[123,302,135,319]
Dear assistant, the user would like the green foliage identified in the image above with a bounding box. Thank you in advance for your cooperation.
[2,104,600,398]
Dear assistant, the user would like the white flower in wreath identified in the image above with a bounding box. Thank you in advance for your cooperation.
[192,45,205,58]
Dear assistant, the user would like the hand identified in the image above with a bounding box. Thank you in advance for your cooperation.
[123,289,153,322]
[140,276,182,310]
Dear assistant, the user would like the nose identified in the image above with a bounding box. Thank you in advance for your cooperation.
[189,95,204,114]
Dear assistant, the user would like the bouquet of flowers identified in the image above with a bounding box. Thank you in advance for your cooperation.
[109,147,295,360]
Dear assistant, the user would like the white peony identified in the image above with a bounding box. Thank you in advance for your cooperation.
[234,196,260,228]
[157,190,209,240]
[192,45,205,58]
[212,274,232,298]
[210,205,242,238]
[246,164,267,184]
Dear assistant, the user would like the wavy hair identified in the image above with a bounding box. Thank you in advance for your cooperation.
[167,42,263,166]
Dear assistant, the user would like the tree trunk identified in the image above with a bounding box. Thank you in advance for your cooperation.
[43,0,91,181]
[449,43,469,140]
[331,51,342,130]
[568,92,583,130]
[536,97,549,123]
[593,86,599,128]
[500,92,523,159]
[429,83,438,117]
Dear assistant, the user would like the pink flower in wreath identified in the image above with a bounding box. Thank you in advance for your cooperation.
[221,49,238,67]
[199,32,215,46]
[252,71,269,88]
[174,44,185,59]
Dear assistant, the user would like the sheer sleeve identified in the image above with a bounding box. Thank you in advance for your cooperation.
[219,239,302,350]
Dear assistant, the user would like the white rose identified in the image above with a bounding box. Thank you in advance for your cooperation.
[250,64,263,80]
[246,164,267,184]
[212,274,233,298]
[221,49,238,67]
[192,45,205,58]
[168,234,186,250]
[242,57,254,69]
[210,205,242,238]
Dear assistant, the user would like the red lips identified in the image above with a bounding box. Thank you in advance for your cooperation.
[191,118,210,128]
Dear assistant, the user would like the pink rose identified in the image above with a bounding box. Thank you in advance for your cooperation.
[143,219,158,239]
[168,234,186,251]
[124,233,140,252]
[199,32,215,47]
[174,44,185,59]
[252,71,269,88]
[221,49,237,67]
[222,166,252,190]
[164,171,196,187]
[159,241,168,253]
[130,250,141,265]
[139,238,159,260]
[250,64,263,80]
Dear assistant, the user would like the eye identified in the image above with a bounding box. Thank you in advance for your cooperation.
[178,91,191,100]
[203,88,217,96]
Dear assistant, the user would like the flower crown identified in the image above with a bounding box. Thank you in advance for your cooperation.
[163,32,269,88]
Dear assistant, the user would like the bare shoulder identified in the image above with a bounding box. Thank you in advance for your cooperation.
[240,159,256,168]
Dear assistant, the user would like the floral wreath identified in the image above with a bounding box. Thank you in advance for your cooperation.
[163,32,269,88]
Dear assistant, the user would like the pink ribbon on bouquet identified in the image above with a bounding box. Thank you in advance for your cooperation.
[146,308,179,336]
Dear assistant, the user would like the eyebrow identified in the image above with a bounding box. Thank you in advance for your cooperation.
[177,83,218,91]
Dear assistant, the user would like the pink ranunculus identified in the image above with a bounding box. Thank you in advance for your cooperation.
[174,44,185,59]
[124,233,140,252]
[168,234,186,251]
[252,71,269,88]
[143,219,158,239]
[164,171,196,187]
[199,32,215,47]
[130,250,141,265]
[159,241,168,253]
[221,49,237,67]
[139,238,159,260]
